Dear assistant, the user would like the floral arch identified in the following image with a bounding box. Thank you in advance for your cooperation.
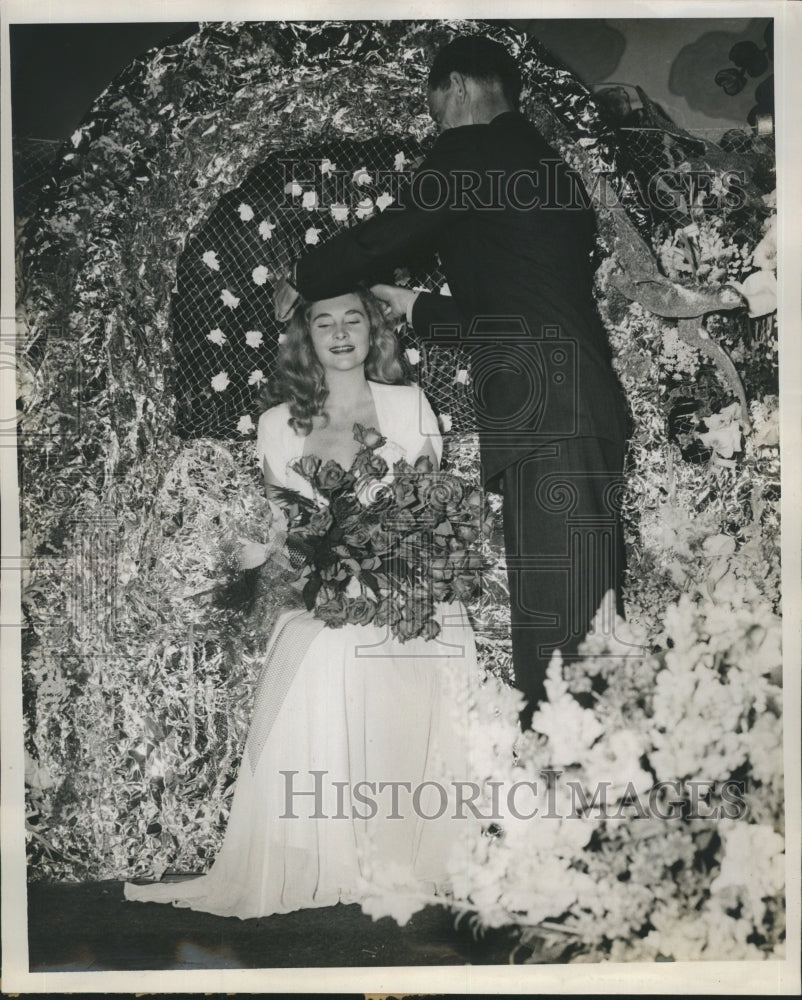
[18,19,783,961]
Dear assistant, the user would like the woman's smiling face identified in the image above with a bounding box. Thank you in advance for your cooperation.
[308,293,371,373]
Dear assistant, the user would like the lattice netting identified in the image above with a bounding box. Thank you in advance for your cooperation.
[173,135,477,439]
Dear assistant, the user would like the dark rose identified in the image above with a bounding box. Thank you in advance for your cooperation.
[330,493,360,522]
[346,596,377,626]
[343,521,372,550]
[316,460,350,492]
[393,476,417,508]
[455,523,479,545]
[414,454,435,474]
[293,455,321,482]
[353,451,388,480]
[375,596,403,627]
[450,574,476,601]
[316,594,348,626]
[308,507,333,535]
[353,423,386,450]
[421,618,441,642]
[395,615,421,642]
[369,523,395,554]
[419,472,464,512]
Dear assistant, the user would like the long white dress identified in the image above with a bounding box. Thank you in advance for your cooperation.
[124,381,480,918]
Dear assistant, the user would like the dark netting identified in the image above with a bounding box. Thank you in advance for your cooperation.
[171,134,476,439]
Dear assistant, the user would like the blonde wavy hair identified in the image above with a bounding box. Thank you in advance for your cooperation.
[262,286,406,435]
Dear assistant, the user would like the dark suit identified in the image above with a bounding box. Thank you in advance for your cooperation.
[294,111,629,723]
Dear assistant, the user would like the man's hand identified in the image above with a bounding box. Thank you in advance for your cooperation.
[370,283,419,325]
[274,275,300,323]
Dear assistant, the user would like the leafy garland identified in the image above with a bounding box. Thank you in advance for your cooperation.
[17,18,782,962]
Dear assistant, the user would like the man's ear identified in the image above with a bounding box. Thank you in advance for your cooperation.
[449,70,467,102]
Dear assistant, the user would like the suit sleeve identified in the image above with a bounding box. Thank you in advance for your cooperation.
[293,129,478,301]
[409,291,471,343]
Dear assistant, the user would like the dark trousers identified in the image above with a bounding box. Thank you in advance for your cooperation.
[500,436,627,728]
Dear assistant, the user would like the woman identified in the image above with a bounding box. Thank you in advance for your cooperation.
[124,288,479,918]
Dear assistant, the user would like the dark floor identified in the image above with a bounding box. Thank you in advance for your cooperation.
[27,880,523,972]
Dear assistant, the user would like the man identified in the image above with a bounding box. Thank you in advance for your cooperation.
[274,35,629,726]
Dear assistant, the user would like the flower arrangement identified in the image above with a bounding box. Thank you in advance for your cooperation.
[272,424,492,642]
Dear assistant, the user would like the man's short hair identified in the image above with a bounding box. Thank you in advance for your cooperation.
[428,35,522,109]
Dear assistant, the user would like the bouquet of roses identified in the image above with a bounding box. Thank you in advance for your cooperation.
[271,424,492,642]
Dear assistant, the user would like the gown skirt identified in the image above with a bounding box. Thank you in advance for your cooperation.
[124,600,479,918]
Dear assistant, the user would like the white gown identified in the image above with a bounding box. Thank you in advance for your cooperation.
[124,381,480,918]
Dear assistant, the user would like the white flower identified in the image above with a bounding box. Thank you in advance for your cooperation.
[353,166,373,186]
[238,202,254,221]
[302,190,318,211]
[376,192,394,212]
[330,203,349,222]
[258,220,276,240]
[252,265,269,286]
[220,289,240,309]
[405,347,421,366]
[752,216,777,272]
[237,414,255,434]
[245,330,264,348]
[202,250,220,271]
[730,269,776,318]
[248,369,266,386]
[305,227,321,245]
[278,332,288,345]
[439,413,453,433]
[355,198,374,220]
[697,402,743,459]
[284,180,303,197]
[455,368,469,385]
[439,283,452,296]
[70,128,85,148]
[394,151,408,171]
[206,328,227,346]
[320,158,336,175]
[211,372,230,392]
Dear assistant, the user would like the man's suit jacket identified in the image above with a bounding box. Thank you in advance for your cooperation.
[293,111,628,486]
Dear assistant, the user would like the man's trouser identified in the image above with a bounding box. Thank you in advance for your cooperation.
[499,436,627,729]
